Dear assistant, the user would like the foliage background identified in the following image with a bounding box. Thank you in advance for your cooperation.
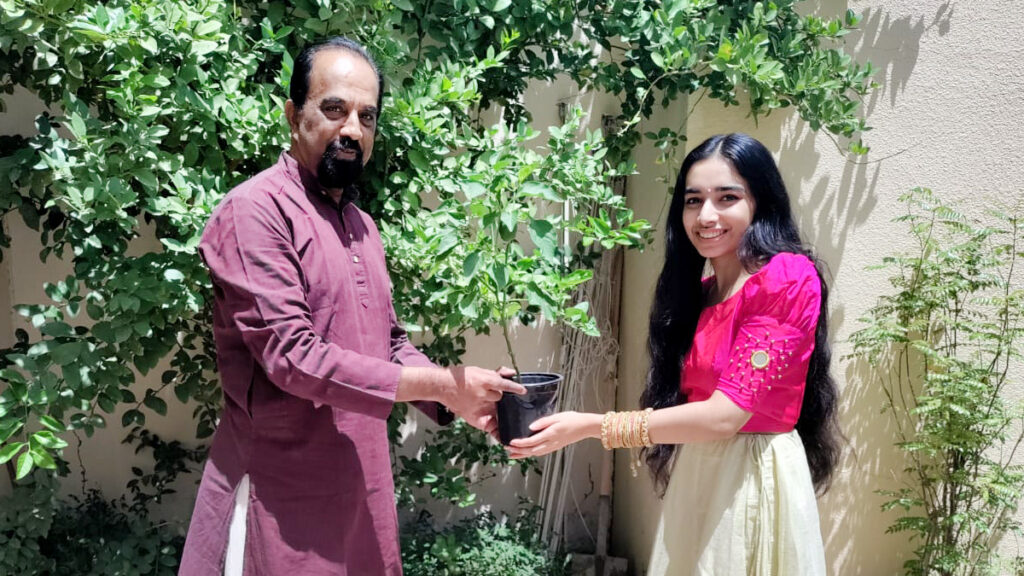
[0,0,872,573]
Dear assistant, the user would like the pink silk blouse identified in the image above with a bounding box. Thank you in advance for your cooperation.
[680,252,822,433]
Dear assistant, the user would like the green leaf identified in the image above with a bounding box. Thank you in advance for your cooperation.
[122,409,144,427]
[521,182,562,202]
[32,430,67,450]
[139,36,159,54]
[528,219,557,259]
[30,446,56,469]
[463,182,486,199]
[49,340,82,362]
[38,414,63,433]
[0,442,24,465]
[437,232,459,256]
[133,169,158,190]
[50,341,82,365]
[463,251,481,278]
[194,20,222,38]
[69,112,87,137]
[458,296,478,317]
[40,321,73,337]
[0,420,23,443]
[408,149,430,170]
[563,269,593,288]
[191,40,219,57]
[392,0,414,10]
[15,450,33,479]
[93,321,115,343]
[490,264,509,290]
[499,211,517,239]
[525,282,557,318]
[490,0,512,11]
[144,394,168,416]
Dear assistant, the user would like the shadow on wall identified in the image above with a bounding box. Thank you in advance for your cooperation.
[825,357,914,574]
[772,4,954,572]
[777,1,955,281]
[856,2,955,112]
[779,0,954,268]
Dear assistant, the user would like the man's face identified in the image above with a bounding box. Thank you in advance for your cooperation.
[286,49,379,191]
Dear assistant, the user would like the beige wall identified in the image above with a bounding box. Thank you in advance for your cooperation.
[613,0,1024,574]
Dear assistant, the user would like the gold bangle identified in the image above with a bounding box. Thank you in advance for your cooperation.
[600,412,614,450]
[609,412,620,449]
[640,407,654,448]
[614,411,627,449]
[622,409,638,446]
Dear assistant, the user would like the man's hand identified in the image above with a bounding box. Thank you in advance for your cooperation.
[443,366,525,437]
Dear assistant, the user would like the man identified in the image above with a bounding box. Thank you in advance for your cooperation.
[180,37,524,575]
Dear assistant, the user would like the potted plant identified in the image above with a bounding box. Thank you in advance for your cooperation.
[436,107,649,444]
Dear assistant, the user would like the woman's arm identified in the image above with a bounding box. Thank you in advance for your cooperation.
[647,391,752,444]
[505,391,752,459]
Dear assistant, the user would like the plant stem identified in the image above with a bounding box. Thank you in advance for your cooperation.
[498,239,521,376]
[501,319,521,378]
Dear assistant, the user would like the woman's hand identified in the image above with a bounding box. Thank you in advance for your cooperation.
[505,411,602,459]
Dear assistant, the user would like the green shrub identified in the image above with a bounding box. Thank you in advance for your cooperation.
[43,489,183,576]
[851,188,1024,575]
[401,507,569,576]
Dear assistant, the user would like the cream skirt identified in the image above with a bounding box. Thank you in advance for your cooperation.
[646,430,826,576]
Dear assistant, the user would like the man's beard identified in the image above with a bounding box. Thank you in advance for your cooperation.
[317,138,364,203]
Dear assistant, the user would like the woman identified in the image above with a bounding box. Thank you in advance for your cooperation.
[507,133,840,575]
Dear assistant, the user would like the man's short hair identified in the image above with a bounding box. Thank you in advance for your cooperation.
[289,36,384,118]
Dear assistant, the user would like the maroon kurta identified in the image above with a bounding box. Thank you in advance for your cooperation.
[181,152,437,575]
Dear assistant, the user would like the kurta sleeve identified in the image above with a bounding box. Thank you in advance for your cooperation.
[386,300,454,425]
[715,253,822,420]
[200,193,402,419]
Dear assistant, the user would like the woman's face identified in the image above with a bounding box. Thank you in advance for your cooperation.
[681,156,756,262]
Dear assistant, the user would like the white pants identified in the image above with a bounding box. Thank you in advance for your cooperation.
[224,474,250,576]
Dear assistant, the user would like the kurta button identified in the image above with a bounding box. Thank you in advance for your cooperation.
[353,255,360,263]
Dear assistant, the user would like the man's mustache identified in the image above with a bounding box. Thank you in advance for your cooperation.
[326,138,362,156]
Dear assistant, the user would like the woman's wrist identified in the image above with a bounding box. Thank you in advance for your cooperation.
[586,412,604,440]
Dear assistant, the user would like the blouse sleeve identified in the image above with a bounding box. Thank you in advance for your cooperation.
[715,253,822,417]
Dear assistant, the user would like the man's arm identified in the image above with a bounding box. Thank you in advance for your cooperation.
[201,194,522,422]
[386,301,453,424]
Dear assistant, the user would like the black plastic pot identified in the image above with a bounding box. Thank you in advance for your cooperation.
[496,372,563,445]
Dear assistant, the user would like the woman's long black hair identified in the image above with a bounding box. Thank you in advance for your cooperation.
[640,133,841,495]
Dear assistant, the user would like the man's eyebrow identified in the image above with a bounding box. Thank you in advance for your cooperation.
[320,97,377,116]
